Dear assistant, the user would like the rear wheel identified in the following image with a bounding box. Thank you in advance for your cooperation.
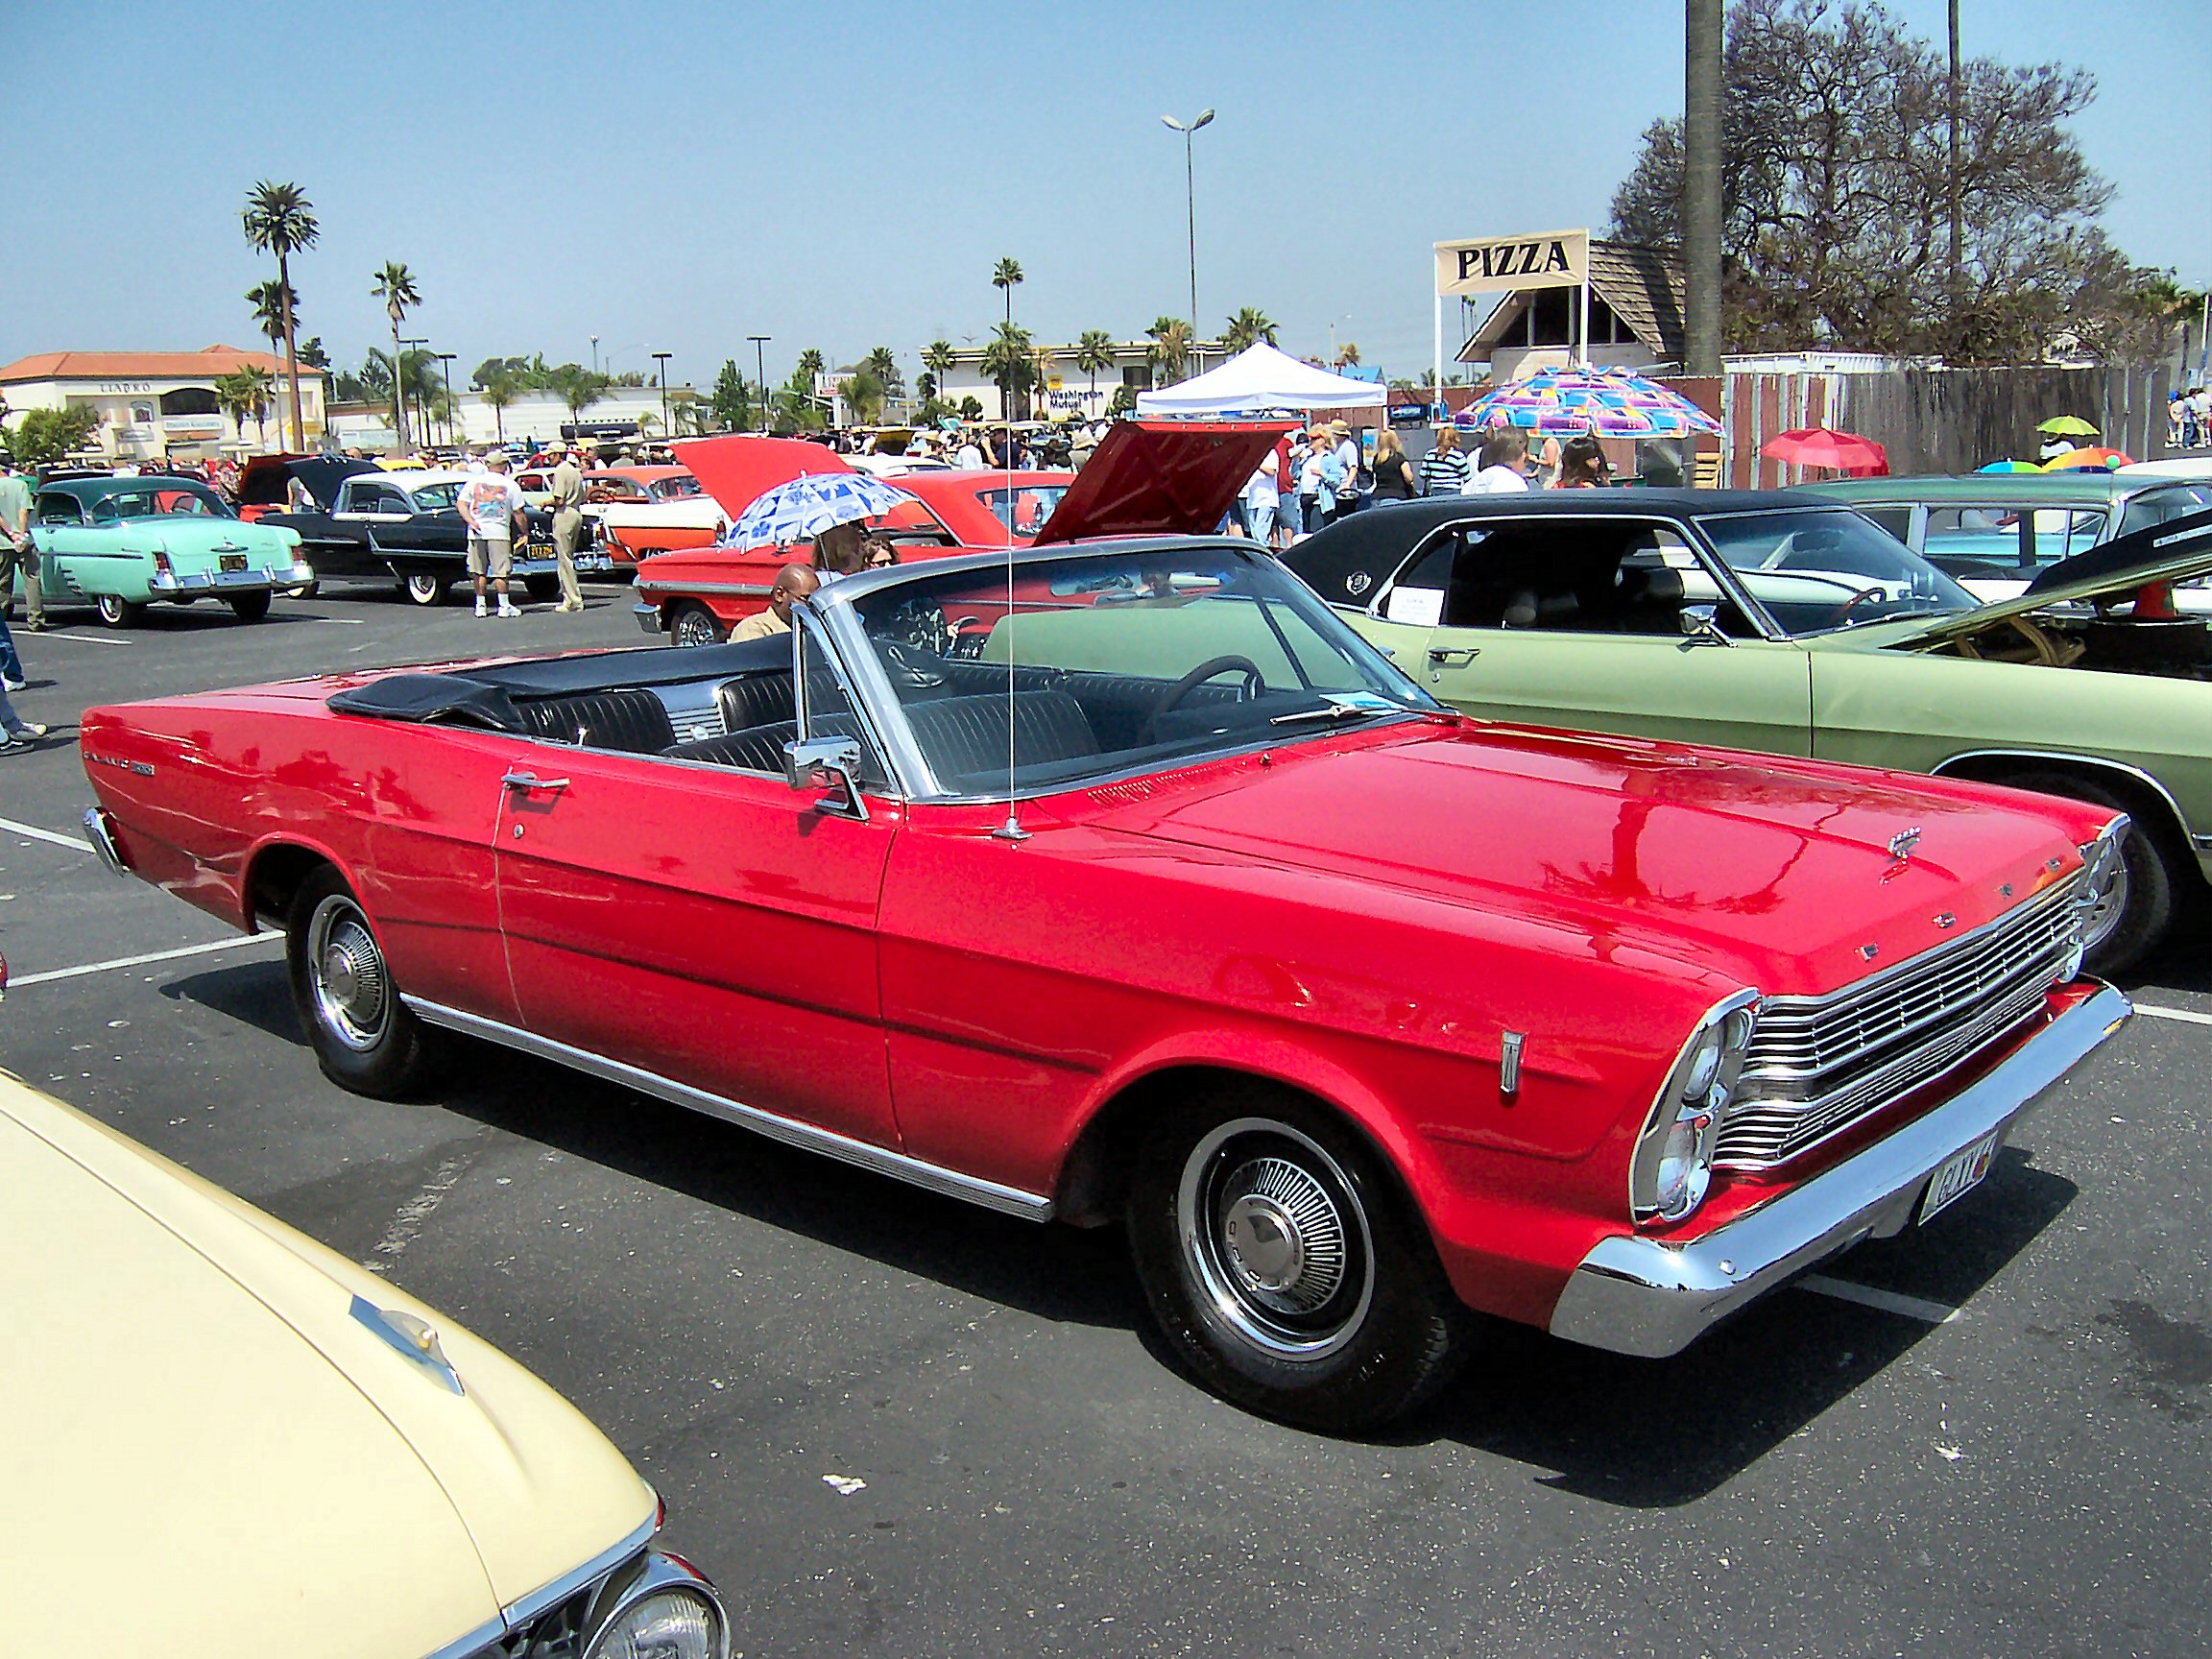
[670,600,725,647]
[524,573,560,603]
[94,592,146,627]
[1126,1085,1474,1431]
[2002,770,2175,974]
[284,867,436,1097]
[228,591,272,622]
[402,570,446,607]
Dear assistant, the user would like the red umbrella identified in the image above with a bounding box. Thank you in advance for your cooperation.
[1760,427,1889,476]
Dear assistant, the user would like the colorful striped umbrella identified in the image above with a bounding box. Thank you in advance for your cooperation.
[1454,366,1723,437]
[2041,446,2134,471]
[1978,459,2045,472]
[720,471,915,548]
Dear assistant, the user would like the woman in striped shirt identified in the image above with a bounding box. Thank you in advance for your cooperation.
[1419,427,1471,495]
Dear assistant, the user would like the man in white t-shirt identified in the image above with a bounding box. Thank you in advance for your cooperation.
[1239,449,1281,543]
[456,451,527,617]
[1463,429,1534,493]
[954,432,985,469]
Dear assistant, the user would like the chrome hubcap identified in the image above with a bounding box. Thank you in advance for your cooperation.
[307,897,389,1051]
[2080,854,2129,953]
[1179,1118,1374,1360]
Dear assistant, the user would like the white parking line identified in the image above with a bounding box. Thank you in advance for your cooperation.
[15,630,131,646]
[0,815,90,854]
[2133,1002,2212,1028]
[7,932,279,988]
[314,617,367,626]
[1799,1274,1962,1324]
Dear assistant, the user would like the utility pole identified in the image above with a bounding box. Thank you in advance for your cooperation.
[1948,0,1965,360]
[651,350,672,438]
[1162,109,1214,358]
[1684,0,1723,377]
[748,336,772,432]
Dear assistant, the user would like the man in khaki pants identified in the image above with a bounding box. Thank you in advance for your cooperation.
[0,462,40,633]
[546,443,587,613]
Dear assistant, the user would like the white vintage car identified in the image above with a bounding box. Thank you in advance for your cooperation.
[0,1054,729,1659]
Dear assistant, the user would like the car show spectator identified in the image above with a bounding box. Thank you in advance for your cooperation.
[730,563,820,641]
[1329,421,1363,517]
[0,461,43,633]
[812,520,870,580]
[1239,445,1281,543]
[1418,427,1470,495]
[0,608,26,692]
[0,663,44,749]
[1298,430,1345,534]
[1552,435,1610,488]
[456,450,526,617]
[545,443,588,613]
[1368,428,1417,503]
[954,432,984,469]
[1465,429,1534,493]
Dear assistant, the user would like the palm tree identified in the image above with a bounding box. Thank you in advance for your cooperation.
[214,369,275,449]
[923,340,956,413]
[1145,316,1193,384]
[478,363,521,442]
[240,180,318,449]
[980,322,1036,421]
[545,363,613,427]
[992,257,1023,326]
[862,346,902,400]
[1223,307,1277,352]
[245,279,298,359]
[370,261,421,447]
[1031,345,1057,417]
[1335,342,1361,369]
[1074,329,1116,412]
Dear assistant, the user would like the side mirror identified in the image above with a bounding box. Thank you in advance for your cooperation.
[1678,604,1733,647]
[783,736,870,821]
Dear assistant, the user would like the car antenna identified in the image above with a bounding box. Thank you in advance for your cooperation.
[991,371,1028,843]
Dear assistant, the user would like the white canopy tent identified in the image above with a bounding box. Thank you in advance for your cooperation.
[1134,342,1384,416]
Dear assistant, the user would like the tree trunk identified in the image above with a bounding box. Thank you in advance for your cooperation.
[277,252,305,450]
[1684,0,1724,375]
[1947,0,1964,358]
[391,320,408,449]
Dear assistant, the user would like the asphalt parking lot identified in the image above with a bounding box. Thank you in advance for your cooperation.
[3,581,2208,1659]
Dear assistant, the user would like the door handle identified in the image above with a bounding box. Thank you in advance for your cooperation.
[1427,647,1480,666]
[501,771,570,792]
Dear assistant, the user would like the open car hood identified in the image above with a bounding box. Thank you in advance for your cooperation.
[235,453,374,511]
[1032,420,1293,545]
[671,434,855,518]
[1898,506,2212,643]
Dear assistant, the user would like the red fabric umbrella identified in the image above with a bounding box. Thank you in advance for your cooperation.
[1760,427,1889,476]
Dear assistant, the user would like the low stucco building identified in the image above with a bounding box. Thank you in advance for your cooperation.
[0,346,328,462]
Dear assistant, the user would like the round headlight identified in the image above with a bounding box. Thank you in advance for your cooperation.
[587,1589,724,1659]
[1651,1101,1718,1221]
[1680,1030,1723,1101]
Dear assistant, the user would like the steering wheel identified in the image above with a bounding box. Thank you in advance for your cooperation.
[1142,656,1266,744]
[1818,585,1889,627]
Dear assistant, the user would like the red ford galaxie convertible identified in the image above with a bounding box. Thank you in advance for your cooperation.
[80,538,2129,1429]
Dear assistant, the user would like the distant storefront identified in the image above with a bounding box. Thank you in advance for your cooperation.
[0,346,327,462]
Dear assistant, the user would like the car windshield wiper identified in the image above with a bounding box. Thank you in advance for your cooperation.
[1269,694,1408,728]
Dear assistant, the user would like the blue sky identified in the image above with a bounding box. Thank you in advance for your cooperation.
[2,1,2204,391]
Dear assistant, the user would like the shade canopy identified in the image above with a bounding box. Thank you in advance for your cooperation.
[1455,365,1723,437]
[1760,426,1888,475]
[1134,342,1384,415]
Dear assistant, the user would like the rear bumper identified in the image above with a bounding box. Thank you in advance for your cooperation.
[149,561,315,597]
[1546,981,2131,1358]
[634,603,665,637]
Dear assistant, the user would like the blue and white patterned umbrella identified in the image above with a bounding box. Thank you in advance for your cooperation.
[721,472,916,549]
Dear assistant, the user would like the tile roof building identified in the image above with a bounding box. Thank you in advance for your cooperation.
[0,345,327,461]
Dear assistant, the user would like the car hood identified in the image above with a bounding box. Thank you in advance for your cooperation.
[236,454,375,511]
[673,433,857,517]
[0,1076,653,1655]
[1033,420,1291,544]
[1890,506,2212,644]
[1093,723,2085,996]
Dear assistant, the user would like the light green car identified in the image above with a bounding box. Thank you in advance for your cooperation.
[25,473,314,625]
[1286,489,2212,972]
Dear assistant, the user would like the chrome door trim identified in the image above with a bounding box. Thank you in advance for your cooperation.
[1931,749,2198,849]
[399,996,1056,1221]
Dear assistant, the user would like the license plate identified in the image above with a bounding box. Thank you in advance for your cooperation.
[219,553,248,572]
[1919,1129,2002,1224]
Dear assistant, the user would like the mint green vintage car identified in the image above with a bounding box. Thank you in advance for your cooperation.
[26,474,315,626]
[1286,490,2212,973]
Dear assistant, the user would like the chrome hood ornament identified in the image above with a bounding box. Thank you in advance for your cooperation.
[1887,826,1923,862]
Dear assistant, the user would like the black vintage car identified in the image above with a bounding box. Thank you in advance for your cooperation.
[262,467,564,606]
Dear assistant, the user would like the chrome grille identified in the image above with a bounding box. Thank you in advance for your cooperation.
[1716,875,2083,1169]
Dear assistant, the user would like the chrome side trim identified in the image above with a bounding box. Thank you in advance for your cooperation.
[1548,983,2130,1358]
[1931,749,2198,851]
[399,997,1056,1220]
[81,807,128,876]
[637,578,773,598]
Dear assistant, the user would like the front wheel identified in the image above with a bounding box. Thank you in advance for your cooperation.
[524,573,560,603]
[95,592,147,628]
[1127,1088,1474,1431]
[2003,771,2175,974]
[228,591,272,622]
[670,600,725,647]
[402,570,446,607]
[284,868,437,1097]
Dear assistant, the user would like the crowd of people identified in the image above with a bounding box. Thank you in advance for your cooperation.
[2170,387,2210,452]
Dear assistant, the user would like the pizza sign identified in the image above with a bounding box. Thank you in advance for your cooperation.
[1434,229,1589,298]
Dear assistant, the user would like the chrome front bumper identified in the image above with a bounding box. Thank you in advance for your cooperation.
[634,601,665,636]
[1547,983,2131,1358]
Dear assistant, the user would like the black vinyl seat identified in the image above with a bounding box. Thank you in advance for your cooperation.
[902,690,1100,787]
[517,688,677,753]
[667,721,798,773]
[715,671,795,732]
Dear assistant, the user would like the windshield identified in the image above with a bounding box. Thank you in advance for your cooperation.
[652,474,704,500]
[976,484,1068,540]
[95,482,236,521]
[410,481,462,511]
[844,545,1440,797]
[1699,510,1976,636]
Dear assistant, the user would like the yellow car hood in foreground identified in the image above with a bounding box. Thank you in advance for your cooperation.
[0,1073,654,1659]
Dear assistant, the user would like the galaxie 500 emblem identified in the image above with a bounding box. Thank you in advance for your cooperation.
[1887,827,1923,861]
[85,753,156,778]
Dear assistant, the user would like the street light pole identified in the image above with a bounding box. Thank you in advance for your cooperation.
[1161,108,1214,368]
[589,335,600,375]
[651,350,672,440]
[400,338,429,452]
[437,353,458,446]
[748,335,771,433]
